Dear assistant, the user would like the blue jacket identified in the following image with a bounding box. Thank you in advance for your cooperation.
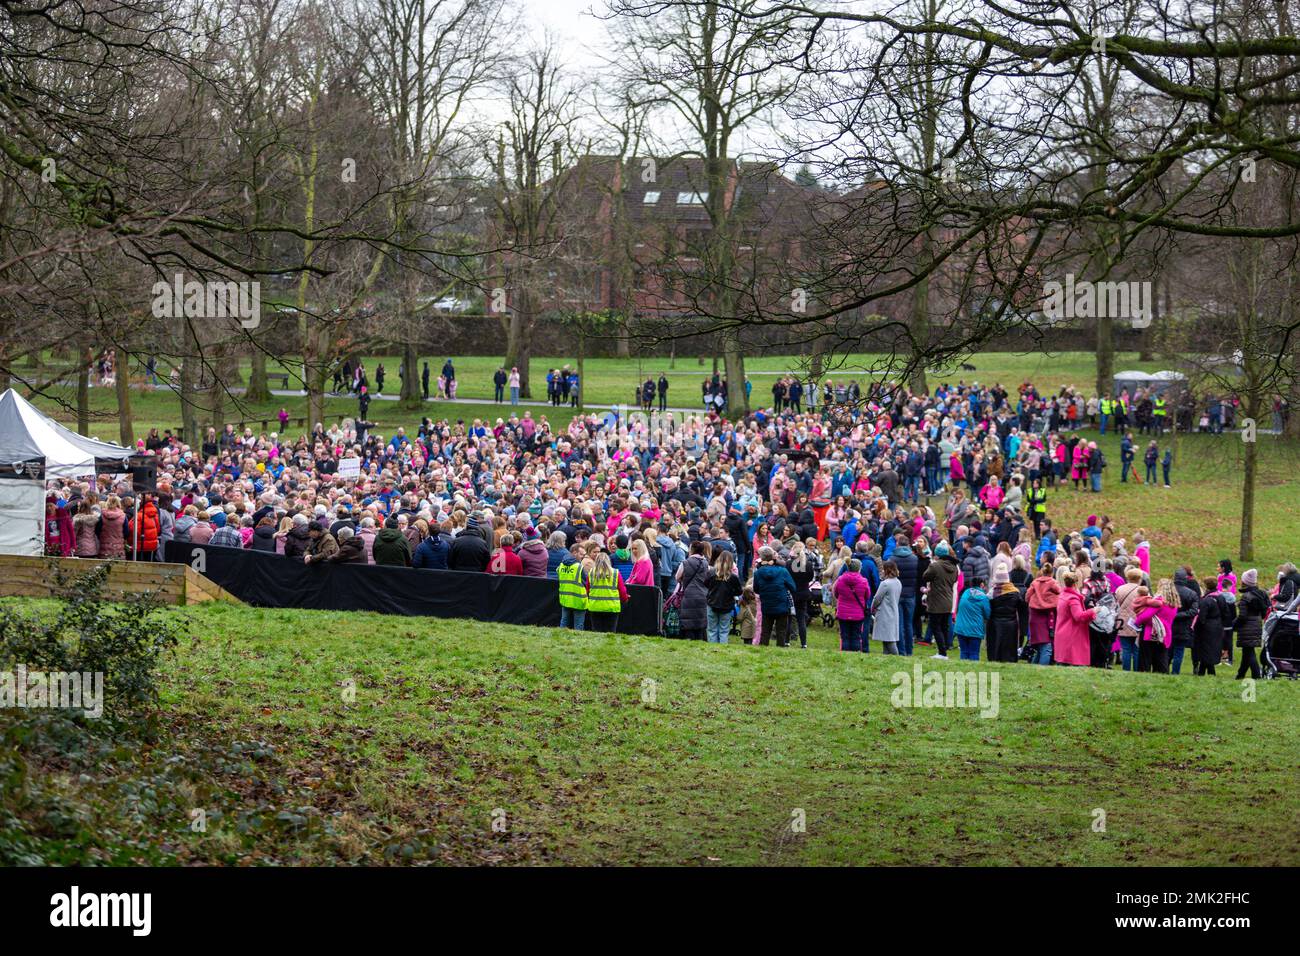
[859,555,880,596]
[412,534,449,570]
[954,587,991,638]
[658,539,686,580]
[612,549,634,582]
[752,563,797,615]
[545,547,568,579]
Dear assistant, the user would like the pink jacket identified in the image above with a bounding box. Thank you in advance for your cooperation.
[97,508,127,557]
[627,557,656,587]
[1134,597,1176,649]
[833,571,871,621]
[1054,587,1096,666]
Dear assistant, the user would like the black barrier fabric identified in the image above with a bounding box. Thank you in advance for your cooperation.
[166,541,662,635]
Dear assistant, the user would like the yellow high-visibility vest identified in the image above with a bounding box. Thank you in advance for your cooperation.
[557,561,588,610]
[587,572,622,613]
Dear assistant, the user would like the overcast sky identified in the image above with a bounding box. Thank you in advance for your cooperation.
[527,0,611,69]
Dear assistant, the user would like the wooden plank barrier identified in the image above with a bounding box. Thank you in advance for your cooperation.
[0,555,242,606]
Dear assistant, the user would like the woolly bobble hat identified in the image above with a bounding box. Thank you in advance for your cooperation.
[934,541,951,557]
[1242,569,1258,587]
[993,566,1011,585]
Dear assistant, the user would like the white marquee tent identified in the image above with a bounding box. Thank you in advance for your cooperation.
[1111,369,1187,396]
[0,388,134,555]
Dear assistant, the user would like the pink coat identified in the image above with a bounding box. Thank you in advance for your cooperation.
[627,557,656,587]
[1134,598,1176,649]
[1053,587,1096,666]
[1135,543,1150,574]
[833,571,871,621]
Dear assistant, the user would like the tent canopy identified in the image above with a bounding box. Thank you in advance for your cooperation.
[1112,370,1187,395]
[0,388,133,479]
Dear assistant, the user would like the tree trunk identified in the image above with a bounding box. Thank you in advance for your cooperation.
[208,379,226,434]
[1096,313,1115,395]
[504,309,533,399]
[577,326,586,411]
[180,357,198,445]
[305,331,329,429]
[1287,343,1300,439]
[246,348,271,403]
[723,330,747,417]
[909,271,931,394]
[1240,394,1261,561]
[400,342,420,409]
[115,348,134,447]
[77,348,90,435]
[299,313,326,429]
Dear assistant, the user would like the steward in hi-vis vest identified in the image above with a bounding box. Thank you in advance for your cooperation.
[586,571,622,613]
[557,561,588,610]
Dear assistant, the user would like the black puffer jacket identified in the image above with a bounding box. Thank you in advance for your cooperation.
[892,546,919,597]
[961,545,991,587]
[449,524,491,572]
[677,554,711,632]
[1235,586,1270,648]
[250,524,278,553]
[1171,570,1200,648]
[283,526,311,560]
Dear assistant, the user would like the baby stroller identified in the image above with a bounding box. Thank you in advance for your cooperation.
[812,581,835,628]
[1262,593,1300,679]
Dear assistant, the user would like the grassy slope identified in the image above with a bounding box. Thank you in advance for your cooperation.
[1009,426,1300,574]
[138,603,1295,866]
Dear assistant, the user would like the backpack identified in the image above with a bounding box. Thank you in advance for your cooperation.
[1090,592,1117,634]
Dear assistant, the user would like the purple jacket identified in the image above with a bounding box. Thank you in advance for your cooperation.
[518,538,549,577]
[833,571,872,622]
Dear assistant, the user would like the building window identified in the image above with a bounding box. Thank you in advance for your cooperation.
[676,191,707,205]
[643,191,660,204]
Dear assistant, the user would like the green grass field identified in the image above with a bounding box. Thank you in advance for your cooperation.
[26,348,1170,441]
[5,601,1295,866]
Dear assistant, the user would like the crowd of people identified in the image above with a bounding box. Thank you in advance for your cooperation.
[40,370,1297,679]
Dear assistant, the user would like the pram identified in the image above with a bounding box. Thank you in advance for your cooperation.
[1262,593,1300,679]
[812,581,835,628]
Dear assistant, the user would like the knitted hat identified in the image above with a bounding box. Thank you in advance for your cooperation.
[993,566,1011,585]
[1242,568,1258,587]
[934,541,951,557]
